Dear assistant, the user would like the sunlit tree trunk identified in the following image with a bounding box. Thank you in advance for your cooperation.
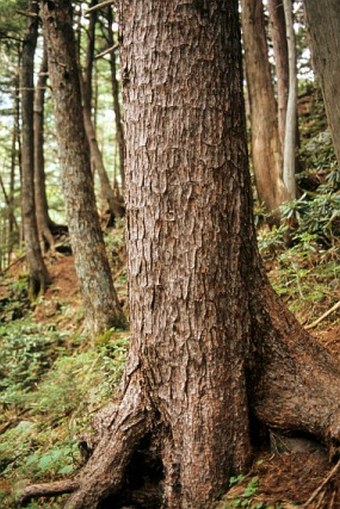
[82,0,97,116]
[304,0,340,165]
[107,5,125,189]
[81,5,125,220]
[268,0,289,151]
[8,74,20,262]
[34,46,56,251]
[241,0,288,212]
[282,0,297,199]
[21,0,50,297]
[41,0,125,333]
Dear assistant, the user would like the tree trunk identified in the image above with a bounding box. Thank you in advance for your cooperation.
[82,0,97,117]
[241,0,288,212]
[80,75,125,221]
[107,5,125,189]
[34,46,56,251]
[282,0,297,199]
[267,0,289,151]
[41,0,125,334]
[303,0,340,165]
[21,1,340,507]
[81,6,125,221]
[21,0,50,298]
[8,76,20,262]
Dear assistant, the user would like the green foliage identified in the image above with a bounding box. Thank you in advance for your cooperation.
[224,476,265,508]
[258,199,339,323]
[0,274,30,322]
[0,311,128,507]
[0,319,68,409]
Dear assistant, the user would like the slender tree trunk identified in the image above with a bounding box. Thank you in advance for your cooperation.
[8,77,20,262]
[41,0,125,333]
[107,5,125,189]
[21,1,340,507]
[82,0,97,117]
[282,0,297,199]
[241,0,288,212]
[34,46,56,251]
[303,0,340,166]
[21,0,50,298]
[81,94,125,219]
[268,0,289,151]
[81,7,125,220]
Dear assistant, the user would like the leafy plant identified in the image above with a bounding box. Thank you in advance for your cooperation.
[224,476,265,508]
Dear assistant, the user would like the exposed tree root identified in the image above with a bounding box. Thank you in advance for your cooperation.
[64,378,155,509]
[18,480,79,506]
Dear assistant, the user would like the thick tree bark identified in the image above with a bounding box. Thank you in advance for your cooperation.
[282,0,297,199]
[241,0,288,212]
[267,0,289,151]
[303,0,340,166]
[21,1,340,507]
[41,0,125,333]
[34,46,56,251]
[21,0,50,298]
[107,5,125,189]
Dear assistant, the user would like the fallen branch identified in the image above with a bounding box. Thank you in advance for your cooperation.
[18,480,80,506]
[306,301,340,330]
[302,459,340,507]
[0,254,26,275]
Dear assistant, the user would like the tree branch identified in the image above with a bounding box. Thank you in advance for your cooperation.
[16,9,39,18]
[86,0,115,14]
[95,43,119,59]
[306,301,340,330]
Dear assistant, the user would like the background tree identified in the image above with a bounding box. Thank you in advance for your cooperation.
[106,4,125,189]
[267,0,289,151]
[21,1,340,507]
[41,0,125,333]
[303,0,340,166]
[81,1,125,220]
[34,45,59,250]
[20,0,50,297]
[282,0,298,199]
[241,0,288,212]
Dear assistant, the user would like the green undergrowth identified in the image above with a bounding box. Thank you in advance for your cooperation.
[257,114,339,326]
[0,316,128,508]
[219,472,287,509]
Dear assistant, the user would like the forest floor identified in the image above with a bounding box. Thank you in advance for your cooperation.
[1,241,339,509]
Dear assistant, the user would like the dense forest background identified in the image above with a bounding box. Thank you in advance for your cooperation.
[0,0,339,508]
